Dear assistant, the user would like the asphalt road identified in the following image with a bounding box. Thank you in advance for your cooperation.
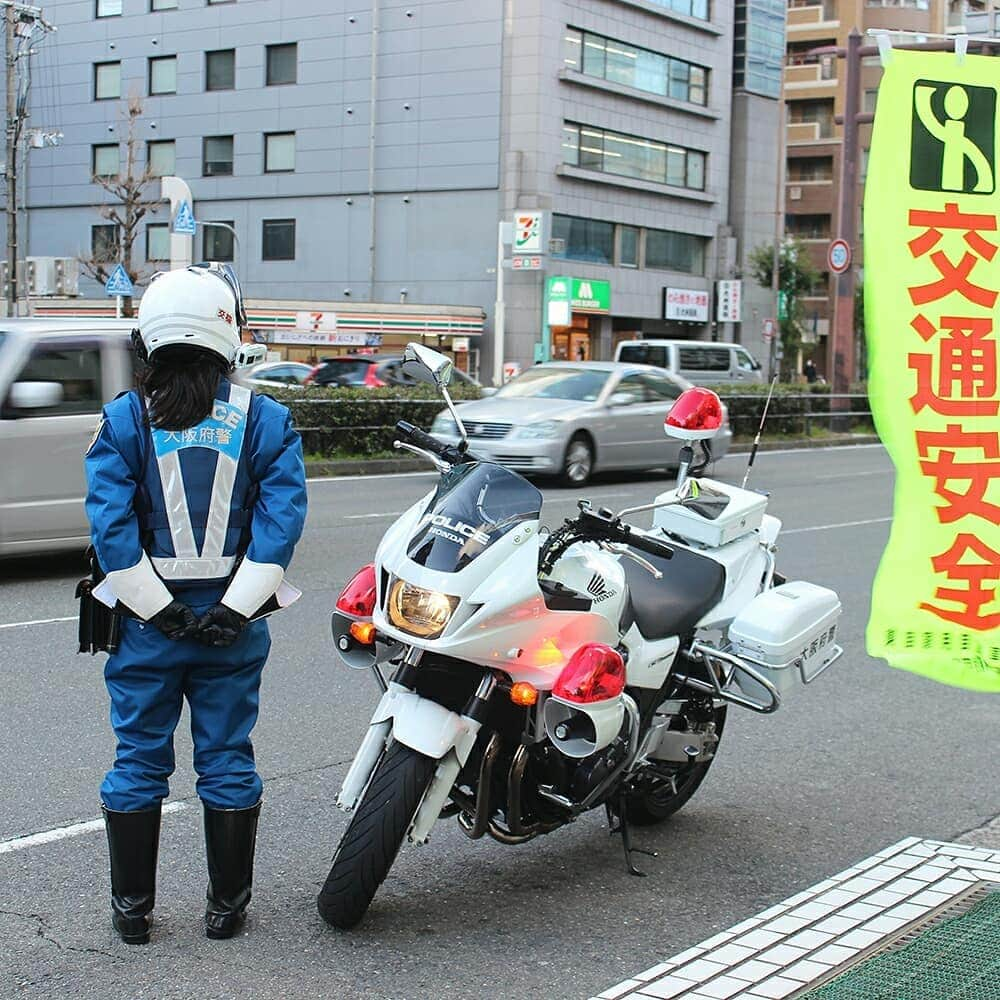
[1,445,997,1000]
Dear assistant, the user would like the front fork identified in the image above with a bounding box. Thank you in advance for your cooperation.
[336,648,497,845]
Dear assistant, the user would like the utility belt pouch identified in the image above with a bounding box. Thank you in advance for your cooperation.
[76,548,122,655]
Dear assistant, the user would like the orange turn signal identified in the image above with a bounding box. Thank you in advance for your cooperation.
[349,621,377,645]
[510,682,538,707]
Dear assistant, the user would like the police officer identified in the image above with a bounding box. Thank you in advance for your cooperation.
[85,263,307,944]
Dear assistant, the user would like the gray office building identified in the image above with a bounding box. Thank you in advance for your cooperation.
[20,0,782,381]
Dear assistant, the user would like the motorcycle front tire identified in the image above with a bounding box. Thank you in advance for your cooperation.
[317,740,436,929]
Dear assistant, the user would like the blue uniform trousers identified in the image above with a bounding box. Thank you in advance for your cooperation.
[101,603,271,813]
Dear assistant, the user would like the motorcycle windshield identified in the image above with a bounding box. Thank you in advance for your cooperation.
[407,462,542,573]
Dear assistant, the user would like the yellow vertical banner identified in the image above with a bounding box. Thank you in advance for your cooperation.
[865,49,1000,691]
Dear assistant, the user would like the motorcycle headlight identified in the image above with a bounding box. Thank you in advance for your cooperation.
[431,413,458,436]
[387,579,459,639]
[516,420,562,439]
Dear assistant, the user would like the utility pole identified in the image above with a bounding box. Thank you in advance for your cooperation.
[2,1,54,315]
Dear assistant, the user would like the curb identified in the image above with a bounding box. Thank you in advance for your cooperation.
[305,435,882,479]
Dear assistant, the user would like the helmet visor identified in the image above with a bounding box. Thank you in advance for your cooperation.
[191,261,247,328]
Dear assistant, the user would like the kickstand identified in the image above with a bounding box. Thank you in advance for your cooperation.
[606,799,658,878]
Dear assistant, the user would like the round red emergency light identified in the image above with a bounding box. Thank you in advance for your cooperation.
[553,643,626,704]
[336,564,378,618]
[664,387,724,441]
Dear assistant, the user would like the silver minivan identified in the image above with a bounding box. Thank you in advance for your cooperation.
[614,339,764,384]
[0,318,136,557]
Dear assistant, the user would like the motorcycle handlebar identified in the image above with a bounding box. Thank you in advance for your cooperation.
[577,508,674,561]
[395,420,469,466]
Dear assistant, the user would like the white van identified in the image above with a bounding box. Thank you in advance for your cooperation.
[614,339,764,384]
[0,318,136,556]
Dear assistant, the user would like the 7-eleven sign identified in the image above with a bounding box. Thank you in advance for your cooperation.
[513,212,543,253]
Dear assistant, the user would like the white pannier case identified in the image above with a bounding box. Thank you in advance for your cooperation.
[728,581,842,694]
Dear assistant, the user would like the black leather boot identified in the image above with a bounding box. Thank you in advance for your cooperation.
[103,804,161,945]
[203,800,261,940]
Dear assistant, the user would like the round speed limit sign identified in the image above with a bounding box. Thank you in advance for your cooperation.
[827,238,852,274]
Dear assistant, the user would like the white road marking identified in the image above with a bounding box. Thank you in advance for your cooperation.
[0,615,76,631]
[309,471,436,484]
[783,516,892,535]
[345,511,404,520]
[0,801,188,855]
[594,837,1000,1000]
[816,469,882,480]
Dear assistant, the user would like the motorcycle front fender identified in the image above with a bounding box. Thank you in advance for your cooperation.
[335,682,480,814]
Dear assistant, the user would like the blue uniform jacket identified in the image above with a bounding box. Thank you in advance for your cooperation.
[85,381,307,620]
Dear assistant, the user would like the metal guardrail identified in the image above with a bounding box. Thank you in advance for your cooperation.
[721,392,874,437]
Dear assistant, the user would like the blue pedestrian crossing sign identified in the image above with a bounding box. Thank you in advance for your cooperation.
[104,263,134,298]
[173,200,196,235]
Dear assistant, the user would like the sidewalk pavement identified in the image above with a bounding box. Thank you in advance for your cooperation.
[304,434,882,479]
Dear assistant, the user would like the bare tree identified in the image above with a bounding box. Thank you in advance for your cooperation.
[79,96,162,317]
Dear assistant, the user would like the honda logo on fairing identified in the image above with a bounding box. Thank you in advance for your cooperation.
[587,573,616,603]
[420,514,491,546]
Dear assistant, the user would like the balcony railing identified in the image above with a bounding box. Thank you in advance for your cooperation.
[787,121,836,142]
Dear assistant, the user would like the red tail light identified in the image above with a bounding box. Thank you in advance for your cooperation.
[303,364,321,386]
[363,366,386,387]
[552,643,626,704]
[336,564,377,617]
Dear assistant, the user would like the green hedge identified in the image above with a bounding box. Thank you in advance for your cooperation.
[270,384,481,456]
[712,384,874,437]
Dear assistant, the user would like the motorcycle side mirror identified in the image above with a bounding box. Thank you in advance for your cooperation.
[402,343,454,388]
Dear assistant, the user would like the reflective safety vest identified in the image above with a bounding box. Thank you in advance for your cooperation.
[137,384,257,582]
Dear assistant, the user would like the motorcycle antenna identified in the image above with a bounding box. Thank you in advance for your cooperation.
[741,374,779,490]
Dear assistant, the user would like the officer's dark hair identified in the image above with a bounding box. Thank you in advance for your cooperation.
[137,345,231,431]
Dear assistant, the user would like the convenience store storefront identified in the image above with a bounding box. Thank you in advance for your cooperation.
[544,277,611,361]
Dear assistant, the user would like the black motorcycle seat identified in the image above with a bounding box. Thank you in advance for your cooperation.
[621,544,726,640]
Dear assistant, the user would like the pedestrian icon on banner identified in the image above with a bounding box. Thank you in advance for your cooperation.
[104,264,134,298]
[173,200,197,235]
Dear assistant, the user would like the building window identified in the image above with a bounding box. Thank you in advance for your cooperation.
[203,221,235,262]
[563,122,707,192]
[97,0,122,16]
[147,140,175,177]
[266,43,297,86]
[92,224,120,262]
[619,225,639,268]
[863,88,878,114]
[785,213,832,239]
[94,62,121,100]
[643,0,709,21]
[264,132,295,172]
[564,28,709,106]
[787,156,833,182]
[645,228,707,274]
[788,98,835,139]
[147,224,170,262]
[206,49,235,91]
[733,0,785,98]
[262,219,296,260]
[92,144,119,179]
[551,214,615,265]
[151,0,179,8]
[203,135,234,176]
[149,56,177,95]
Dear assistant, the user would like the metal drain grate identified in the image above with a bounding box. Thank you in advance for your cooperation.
[798,883,1000,1000]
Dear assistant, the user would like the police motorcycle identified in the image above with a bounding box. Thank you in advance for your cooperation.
[318,343,843,929]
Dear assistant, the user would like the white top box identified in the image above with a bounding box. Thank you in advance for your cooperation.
[653,477,768,548]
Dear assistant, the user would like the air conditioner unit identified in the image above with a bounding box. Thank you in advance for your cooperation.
[54,257,80,296]
[0,260,25,293]
[25,256,57,296]
[789,185,802,200]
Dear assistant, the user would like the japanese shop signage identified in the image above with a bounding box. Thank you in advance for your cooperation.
[716,280,742,322]
[664,287,710,323]
[571,278,611,312]
[513,212,544,253]
[865,50,1000,691]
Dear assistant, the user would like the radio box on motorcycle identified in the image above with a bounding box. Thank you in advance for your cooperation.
[728,581,842,694]
[652,478,767,548]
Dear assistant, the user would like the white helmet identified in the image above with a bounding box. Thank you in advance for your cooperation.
[137,262,246,364]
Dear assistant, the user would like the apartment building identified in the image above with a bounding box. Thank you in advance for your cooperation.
[782,0,962,377]
[20,0,782,378]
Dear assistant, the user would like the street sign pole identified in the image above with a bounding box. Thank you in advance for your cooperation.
[493,220,509,388]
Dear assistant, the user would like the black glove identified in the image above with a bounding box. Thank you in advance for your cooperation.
[149,601,199,641]
[196,604,249,648]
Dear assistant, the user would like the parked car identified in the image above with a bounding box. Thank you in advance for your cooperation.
[614,339,764,384]
[0,318,136,556]
[241,360,315,391]
[430,361,731,485]
[307,354,480,390]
